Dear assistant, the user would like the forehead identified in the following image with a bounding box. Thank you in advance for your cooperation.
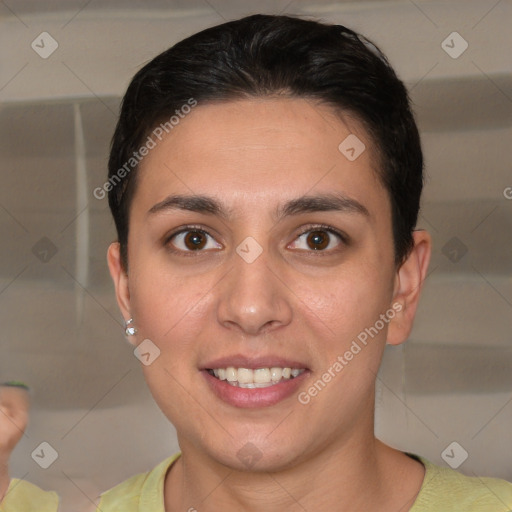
[134,98,387,217]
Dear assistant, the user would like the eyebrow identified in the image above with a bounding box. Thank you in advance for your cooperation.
[147,192,370,221]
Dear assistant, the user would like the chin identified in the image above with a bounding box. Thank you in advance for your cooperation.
[200,435,307,473]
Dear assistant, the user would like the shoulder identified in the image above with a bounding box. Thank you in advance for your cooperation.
[96,454,180,512]
[0,478,59,511]
[411,455,512,512]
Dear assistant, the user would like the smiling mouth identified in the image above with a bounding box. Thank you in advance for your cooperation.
[206,367,306,388]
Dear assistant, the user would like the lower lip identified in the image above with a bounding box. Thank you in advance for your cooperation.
[202,370,309,408]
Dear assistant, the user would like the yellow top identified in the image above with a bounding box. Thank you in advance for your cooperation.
[0,478,59,512]
[97,453,512,511]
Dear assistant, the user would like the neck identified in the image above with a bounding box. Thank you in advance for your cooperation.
[165,425,424,512]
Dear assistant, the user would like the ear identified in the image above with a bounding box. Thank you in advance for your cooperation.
[107,242,132,324]
[387,230,432,346]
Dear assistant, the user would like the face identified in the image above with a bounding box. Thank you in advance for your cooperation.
[108,98,428,472]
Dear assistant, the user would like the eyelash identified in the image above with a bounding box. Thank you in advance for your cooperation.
[164,223,349,256]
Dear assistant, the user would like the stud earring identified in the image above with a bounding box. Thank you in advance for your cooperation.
[125,318,137,336]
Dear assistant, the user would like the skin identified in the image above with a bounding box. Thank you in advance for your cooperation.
[108,98,431,511]
[0,386,30,502]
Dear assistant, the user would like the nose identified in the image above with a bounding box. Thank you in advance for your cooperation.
[216,244,293,336]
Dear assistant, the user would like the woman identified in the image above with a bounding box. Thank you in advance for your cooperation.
[1,14,508,512]
[97,13,511,512]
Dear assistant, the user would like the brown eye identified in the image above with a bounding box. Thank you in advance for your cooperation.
[168,229,222,253]
[183,231,207,250]
[289,226,345,252]
[306,231,330,250]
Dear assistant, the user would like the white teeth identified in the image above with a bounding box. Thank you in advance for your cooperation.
[226,367,237,382]
[270,367,282,381]
[209,367,305,387]
[254,368,271,383]
[237,368,254,384]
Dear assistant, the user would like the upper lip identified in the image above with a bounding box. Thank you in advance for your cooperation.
[201,355,309,370]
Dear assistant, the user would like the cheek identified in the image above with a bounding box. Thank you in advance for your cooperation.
[128,252,214,341]
[130,268,213,416]
[295,265,394,344]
